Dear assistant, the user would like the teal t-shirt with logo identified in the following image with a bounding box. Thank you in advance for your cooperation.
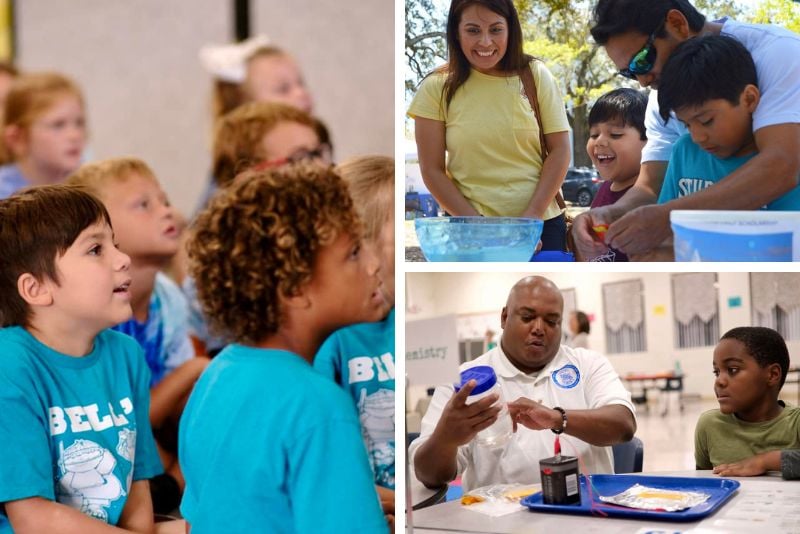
[658,134,800,209]
[179,345,387,533]
[0,327,162,532]
[314,308,396,490]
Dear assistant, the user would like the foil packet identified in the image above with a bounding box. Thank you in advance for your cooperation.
[598,483,710,512]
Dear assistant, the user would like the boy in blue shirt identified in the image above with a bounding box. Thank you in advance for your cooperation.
[179,164,389,533]
[657,35,800,210]
[68,158,208,511]
[0,185,163,532]
[315,156,396,512]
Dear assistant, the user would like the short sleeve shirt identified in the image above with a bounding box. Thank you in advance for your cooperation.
[658,135,800,210]
[314,308,396,489]
[112,273,194,386]
[642,20,800,163]
[409,344,635,492]
[179,345,387,533]
[0,327,162,531]
[694,405,800,469]
[408,60,570,218]
[0,164,30,200]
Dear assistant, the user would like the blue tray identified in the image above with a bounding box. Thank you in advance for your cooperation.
[521,474,740,522]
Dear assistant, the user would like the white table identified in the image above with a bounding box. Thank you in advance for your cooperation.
[407,470,800,533]
[409,468,448,510]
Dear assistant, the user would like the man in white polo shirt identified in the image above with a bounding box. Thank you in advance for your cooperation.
[410,276,636,492]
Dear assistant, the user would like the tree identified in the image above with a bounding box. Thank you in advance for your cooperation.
[405,0,446,101]
[404,0,749,164]
[749,0,800,33]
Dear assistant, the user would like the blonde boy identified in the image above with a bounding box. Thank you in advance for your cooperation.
[67,158,207,510]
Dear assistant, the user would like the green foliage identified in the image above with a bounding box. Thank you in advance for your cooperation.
[693,0,743,19]
[513,0,745,165]
[404,0,771,161]
[405,0,446,100]
[749,0,800,33]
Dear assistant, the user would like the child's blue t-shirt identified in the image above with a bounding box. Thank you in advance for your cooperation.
[113,273,194,387]
[658,134,800,210]
[179,344,387,534]
[0,327,162,532]
[314,308,396,490]
[0,164,30,200]
[181,275,228,355]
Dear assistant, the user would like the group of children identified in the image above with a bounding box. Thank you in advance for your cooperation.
[581,34,800,261]
[0,40,395,533]
[1,17,800,534]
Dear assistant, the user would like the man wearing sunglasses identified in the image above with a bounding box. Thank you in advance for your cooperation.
[572,0,800,260]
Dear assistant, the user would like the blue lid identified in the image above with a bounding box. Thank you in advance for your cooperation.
[455,365,497,396]
[530,250,575,262]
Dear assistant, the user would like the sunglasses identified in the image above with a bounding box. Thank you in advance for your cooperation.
[618,21,664,80]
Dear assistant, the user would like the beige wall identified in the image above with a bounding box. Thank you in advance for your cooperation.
[16,1,394,215]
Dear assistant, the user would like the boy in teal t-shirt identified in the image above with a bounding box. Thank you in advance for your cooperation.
[315,308,396,490]
[0,186,163,532]
[315,156,396,508]
[179,164,389,533]
[657,35,800,210]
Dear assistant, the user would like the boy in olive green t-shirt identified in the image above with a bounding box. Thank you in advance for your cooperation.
[695,327,800,471]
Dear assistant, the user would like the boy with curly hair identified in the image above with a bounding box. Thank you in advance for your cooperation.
[0,185,164,532]
[186,101,332,355]
[178,164,389,532]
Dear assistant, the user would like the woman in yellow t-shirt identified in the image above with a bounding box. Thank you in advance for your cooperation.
[408,0,571,251]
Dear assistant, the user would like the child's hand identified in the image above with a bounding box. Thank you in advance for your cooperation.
[572,210,612,261]
[591,224,609,241]
[713,450,781,477]
[377,486,394,532]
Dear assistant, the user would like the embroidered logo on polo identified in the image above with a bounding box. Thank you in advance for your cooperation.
[551,364,580,389]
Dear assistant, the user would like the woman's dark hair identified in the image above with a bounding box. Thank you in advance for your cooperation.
[720,327,789,388]
[588,88,648,140]
[573,311,591,334]
[590,0,706,45]
[441,0,531,109]
[657,35,757,123]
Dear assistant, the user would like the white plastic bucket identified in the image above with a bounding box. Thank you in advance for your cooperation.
[671,210,800,262]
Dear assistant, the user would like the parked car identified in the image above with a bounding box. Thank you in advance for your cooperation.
[561,167,603,207]
[405,190,440,219]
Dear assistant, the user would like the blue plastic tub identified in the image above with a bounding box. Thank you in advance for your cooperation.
[414,216,543,262]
